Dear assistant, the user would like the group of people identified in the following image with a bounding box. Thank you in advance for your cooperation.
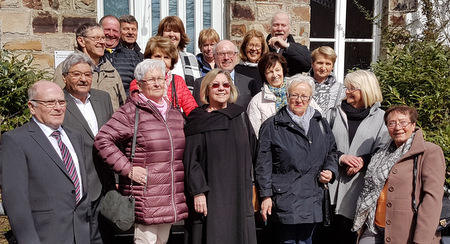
[0,9,446,244]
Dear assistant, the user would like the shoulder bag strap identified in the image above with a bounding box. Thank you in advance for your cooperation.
[129,107,139,198]
[412,155,418,213]
[171,74,180,109]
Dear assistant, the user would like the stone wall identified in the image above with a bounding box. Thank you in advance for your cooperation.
[228,0,310,47]
[0,0,97,71]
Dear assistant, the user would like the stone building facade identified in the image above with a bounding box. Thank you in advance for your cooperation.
[0,0,421,72]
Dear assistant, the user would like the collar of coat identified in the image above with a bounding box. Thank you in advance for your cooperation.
[184,103,245,136]
[273,106,323,134]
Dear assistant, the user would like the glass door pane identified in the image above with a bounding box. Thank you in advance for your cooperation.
[345,0,374,38]
[104,0,129,17]
[344,42,372,71]
[310,0,335,38]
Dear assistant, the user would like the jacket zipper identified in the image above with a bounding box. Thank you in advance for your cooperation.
[164,117,178,222]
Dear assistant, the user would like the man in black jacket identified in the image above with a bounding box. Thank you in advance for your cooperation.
[102,15,144,95]
[266,11,311,76]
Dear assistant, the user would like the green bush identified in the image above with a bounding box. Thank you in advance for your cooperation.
[372,40,450,179]
[0,50,49,133]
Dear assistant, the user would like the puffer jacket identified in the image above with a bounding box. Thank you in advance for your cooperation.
[129,74,198,116]
[255,107,338,224]
[94,92,188,225]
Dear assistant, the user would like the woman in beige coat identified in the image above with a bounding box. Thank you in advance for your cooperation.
[352,105,445,243]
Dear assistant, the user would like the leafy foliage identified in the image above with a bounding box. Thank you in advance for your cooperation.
[0,50,49,133]
[372,40,450,179]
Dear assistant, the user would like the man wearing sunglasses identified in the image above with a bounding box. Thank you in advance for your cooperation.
[0,80,91,244]
[193,39,260,108]
[54,22,126,111]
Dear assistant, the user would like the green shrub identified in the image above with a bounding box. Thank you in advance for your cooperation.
[0,49,49,133]
[372,40,450,179]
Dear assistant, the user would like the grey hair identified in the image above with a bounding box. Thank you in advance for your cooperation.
[286,74,316,96]
[61,52,95,75]
[134,59,166,81]
[271,11,292,26]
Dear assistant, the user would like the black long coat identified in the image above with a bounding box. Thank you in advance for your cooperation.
[183,104,257,244]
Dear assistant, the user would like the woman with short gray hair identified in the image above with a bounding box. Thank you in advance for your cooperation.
[95,59,188,244]
[255,74,338,243]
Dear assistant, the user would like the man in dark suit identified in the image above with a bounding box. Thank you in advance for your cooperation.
[193,39,260,108]
[0,80,91,244]
[60,52,115,244]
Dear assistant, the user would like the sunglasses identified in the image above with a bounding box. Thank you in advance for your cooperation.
[210,83,231,89]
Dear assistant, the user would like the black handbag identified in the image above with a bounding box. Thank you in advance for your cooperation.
[322,183,332,227]
[412,155,450,231]
[99,107,139,231]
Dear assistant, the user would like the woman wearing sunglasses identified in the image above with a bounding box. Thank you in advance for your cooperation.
[183,68,257,244]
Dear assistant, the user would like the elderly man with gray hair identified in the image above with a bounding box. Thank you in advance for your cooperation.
[60,52,116,244]
[255,74,338,244]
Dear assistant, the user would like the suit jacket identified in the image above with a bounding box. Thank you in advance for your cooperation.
[63,89,115,201]
[0,120,91,244]
[193,71,259,109]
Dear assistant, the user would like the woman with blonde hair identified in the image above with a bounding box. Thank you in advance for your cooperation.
[315,70,390,244]
[183,68,257,244]
[196,28,220,76]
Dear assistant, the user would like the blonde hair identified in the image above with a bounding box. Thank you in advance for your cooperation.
[200,69,238,104]
[311,46,337,64]
[344,70,383,108]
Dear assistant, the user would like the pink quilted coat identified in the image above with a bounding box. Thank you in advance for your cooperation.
[95,92,188,225]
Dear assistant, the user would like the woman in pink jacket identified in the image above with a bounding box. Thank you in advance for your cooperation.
[95,59,188,244]
[130,36,198,116]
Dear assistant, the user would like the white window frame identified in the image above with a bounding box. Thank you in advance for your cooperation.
[97,0,225,54]
[310,0,382,82]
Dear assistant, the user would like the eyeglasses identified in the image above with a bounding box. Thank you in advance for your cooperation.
[289,94,311,101]
[215,51,237,58]
[83,36,106,43]
[387,121,412,129]
[31,99,67,108]
[246,44,262,50]
[210,83,231,89]
[66,71,93,80]
[140,78,165,85]
[345,87,361,93]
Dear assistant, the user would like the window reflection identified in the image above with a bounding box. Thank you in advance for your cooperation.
[344,42,372,72]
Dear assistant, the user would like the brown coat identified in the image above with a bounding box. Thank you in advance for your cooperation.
[384,128,445,243]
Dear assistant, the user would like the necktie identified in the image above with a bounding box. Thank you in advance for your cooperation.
[51,130,81,204]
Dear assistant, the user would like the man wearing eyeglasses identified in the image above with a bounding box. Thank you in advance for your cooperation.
[103,15,144,96]
[267,11,311,76]
[60,52,116,244]
[193,40,259,108]
[54,22,126,111]
[0,80,91,244]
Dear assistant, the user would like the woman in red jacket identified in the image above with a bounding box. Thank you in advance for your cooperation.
[129,36,198,116]
[95,59,188,244]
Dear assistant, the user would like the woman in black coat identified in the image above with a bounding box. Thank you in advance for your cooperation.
[255,75,338,244]
[183,68,257,244]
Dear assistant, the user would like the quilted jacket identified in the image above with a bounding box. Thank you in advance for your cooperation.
[94,92,188,225]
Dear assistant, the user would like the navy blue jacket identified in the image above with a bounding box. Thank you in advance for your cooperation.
[255,106,338,224]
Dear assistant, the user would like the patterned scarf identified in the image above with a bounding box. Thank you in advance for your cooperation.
[268,83,287,112]
[352,133,415,233]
